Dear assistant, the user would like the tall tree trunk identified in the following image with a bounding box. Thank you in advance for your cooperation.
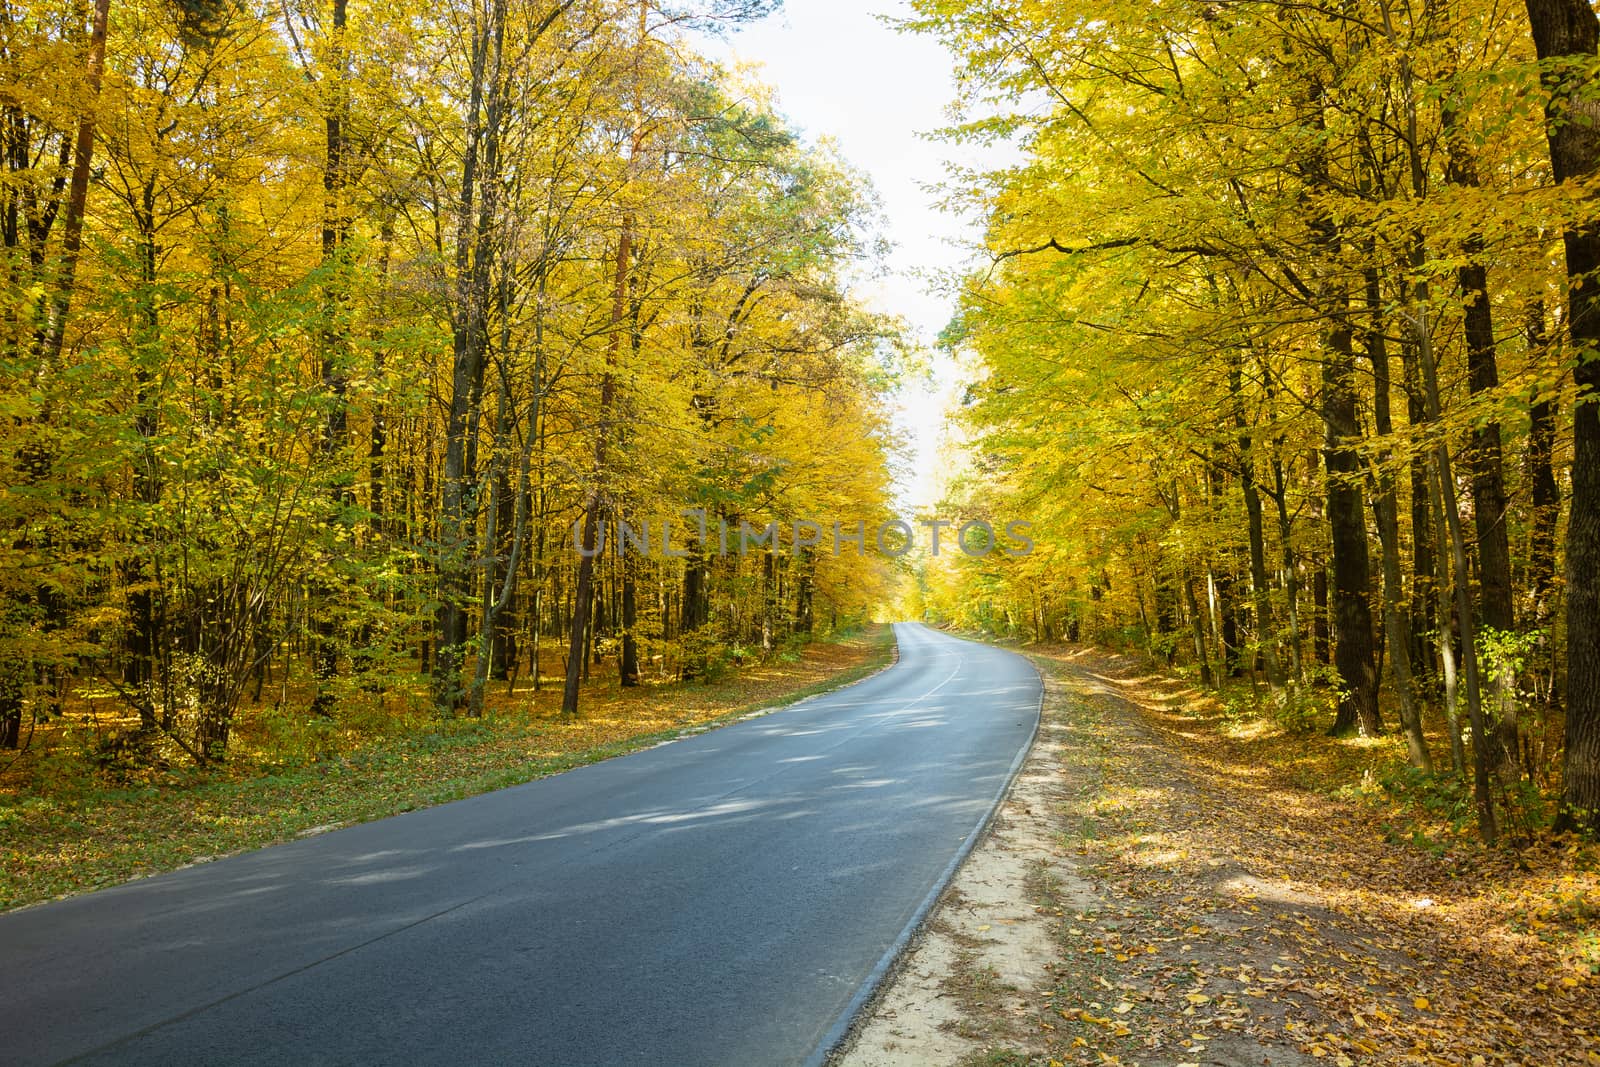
[1323,320,1382,736]
[1402,345,1440,698]
[490,459,517,681]
[562,225,628,713]
[1153,549,1178,665]
[436,0,505,714]
[1525,0,1600,834]
[1412,255,1496,840]
[1526,385,1562,713]
[123,191,162,731]
[1381,5,1495,834]
[582,572,597,681]
[795,548,815,635]
[562,0,644,712]
[529,527,545,693]
[1205,454,1243,677]
[1525,305,1561,632]
[1429,468,1469,775]
[38,0,110,364]
[620,551,639,686]
[679,551,707,679]
[1183,570,1214,688]
[1235,381,1284,689]
[1362,267,1431,767]
[311,0,351,718]
[1461,251,1522,777]
[1456,270,1516,636]
[1268,450,1305,682]
[0,658,21,750]
[1214,569,1242,677]
[761,549,776,655]
[1444,122,1520,779]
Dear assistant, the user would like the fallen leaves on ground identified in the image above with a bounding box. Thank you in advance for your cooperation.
[954,643,1600,1067]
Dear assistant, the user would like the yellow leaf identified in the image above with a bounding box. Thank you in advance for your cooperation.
[1414,996,1431,1011]
[1113,1002,1134,1014]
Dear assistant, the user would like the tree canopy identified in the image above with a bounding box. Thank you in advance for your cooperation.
[908,0,1600,838]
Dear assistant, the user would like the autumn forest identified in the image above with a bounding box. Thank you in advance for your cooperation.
[7,0,1600,941]
[914,0,1600,845]
[3,0,903,775]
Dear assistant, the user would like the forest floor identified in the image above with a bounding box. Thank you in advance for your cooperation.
[839,642,1600,1067]
[0,625,894,912]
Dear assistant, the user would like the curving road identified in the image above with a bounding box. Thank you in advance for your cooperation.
[1,623,1040,1067]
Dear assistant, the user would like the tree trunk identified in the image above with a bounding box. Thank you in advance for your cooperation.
[620,551,639,686]
[0,658,22,749]
[1269,452,1305,682]
[679,552,707,679]
[1525,0,1600,834]
[795,549,815,635]
[562,221,629,714]
[1430,462,1469,776]
[1184,574,1214,687]
[38,0,110,364]
[491,465,518,682]
[311,0,351,718]
[1443,127,1520,778]
[1413,256,1497,840]
[1215,569,1242,677]
[1153,554,1178,664]
[437,0,505,715]
[1461,253,1522,778]
[1323,320,1382,737]
[761,549,775,655]
[123,175,163,731]
[1526,306,1561,630]
[1402,345,1440,698]
[1232,352,1284,689]
[1363,267,1430,766]
[1379,0,1493,835]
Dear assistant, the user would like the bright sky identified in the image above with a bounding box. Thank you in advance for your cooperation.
[695,0,980,513]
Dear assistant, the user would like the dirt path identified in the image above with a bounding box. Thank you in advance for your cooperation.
[837,644,1600,1067]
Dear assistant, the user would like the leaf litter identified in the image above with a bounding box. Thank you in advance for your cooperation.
[839,643,1600,1067]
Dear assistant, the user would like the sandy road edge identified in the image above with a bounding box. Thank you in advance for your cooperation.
[809,634,1045,1067]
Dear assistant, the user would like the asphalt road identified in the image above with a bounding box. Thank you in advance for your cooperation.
[1,622,1041,1067]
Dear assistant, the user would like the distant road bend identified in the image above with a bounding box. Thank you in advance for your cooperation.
[2,622,1041,1066]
